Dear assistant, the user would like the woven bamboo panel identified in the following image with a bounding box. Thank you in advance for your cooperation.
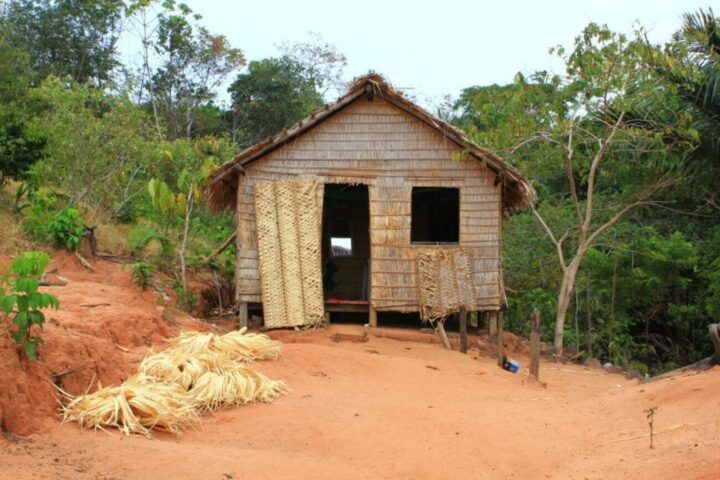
[416,248,478,321]
[254,179,325,328]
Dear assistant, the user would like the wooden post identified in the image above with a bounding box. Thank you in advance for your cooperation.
[708,323,720,365]
[497,310,504,367]
[530,308,541,379]
[436,321,452,350]
[237,302,248,329]
[489,311,498,336]
[459,306,468,353]
[368,308,377,328]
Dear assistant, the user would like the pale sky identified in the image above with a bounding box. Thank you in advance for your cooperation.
[149,0,714,107]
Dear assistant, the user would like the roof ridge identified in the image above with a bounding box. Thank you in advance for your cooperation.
[207,72,536,214]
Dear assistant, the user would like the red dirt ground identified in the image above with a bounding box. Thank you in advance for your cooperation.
[0,251,212,436]
[1,254,718,479]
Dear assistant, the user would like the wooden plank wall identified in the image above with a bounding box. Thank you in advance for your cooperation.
[234,97,502,312]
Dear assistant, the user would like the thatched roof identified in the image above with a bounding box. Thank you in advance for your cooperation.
[206,73,535,214]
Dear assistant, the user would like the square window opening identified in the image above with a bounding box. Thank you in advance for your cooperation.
[411,187,460,244]
[331,237,353,257]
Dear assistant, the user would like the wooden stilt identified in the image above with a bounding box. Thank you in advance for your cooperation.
[237,302,248,329]
[459,306,468,354]
[530,309,541,379]
[489,311,498,336]
[497,310,504,367]
[368,307,377,328]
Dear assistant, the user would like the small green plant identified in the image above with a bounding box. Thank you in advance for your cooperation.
[170,278,197,311]
[0,251,60,359]
[13,182,32,214]
[47,208,85,250]
[645,406,658,449]
[124,261,155,290]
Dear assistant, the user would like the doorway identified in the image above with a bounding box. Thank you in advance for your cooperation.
[321,184,370,304]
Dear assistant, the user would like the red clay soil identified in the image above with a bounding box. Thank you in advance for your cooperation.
[0,251,212,436]
[1,318,719,479]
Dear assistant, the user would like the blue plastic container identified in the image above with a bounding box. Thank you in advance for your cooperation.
[503,358,520,373]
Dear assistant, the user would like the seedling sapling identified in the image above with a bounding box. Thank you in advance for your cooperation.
[644,406,658,449]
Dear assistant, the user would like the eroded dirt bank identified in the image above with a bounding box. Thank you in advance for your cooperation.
[0,251,211,436]
[1,321,718,480]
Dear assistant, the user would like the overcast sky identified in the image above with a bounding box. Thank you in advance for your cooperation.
[175,0,711,107]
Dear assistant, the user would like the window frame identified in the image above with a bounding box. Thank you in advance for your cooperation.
[410,186,461,245]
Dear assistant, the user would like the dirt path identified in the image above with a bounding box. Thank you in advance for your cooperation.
[1,325,718,480]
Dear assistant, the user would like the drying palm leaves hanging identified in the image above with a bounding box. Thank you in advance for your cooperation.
[416,248,478,321]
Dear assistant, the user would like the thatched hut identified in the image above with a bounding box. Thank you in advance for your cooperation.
[207,74,535,329]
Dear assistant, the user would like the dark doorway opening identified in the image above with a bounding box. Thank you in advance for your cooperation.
[322,184,370,306]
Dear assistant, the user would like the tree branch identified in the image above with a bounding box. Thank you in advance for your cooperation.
[563,123,584,226]
[583,111,625,236]
[532,205,567,269]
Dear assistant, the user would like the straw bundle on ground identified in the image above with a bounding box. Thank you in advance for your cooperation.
[61,374,198,437]
[166,328,282,361]
[138,351,236,390]
[63,330,288,437]
[189,365,288,412]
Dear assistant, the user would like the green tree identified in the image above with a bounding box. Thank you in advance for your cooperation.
[278,32,348,98]
[624,9,720,208]
[0,24,47,186]
[522,25,681,354]
[2,0,124,85]
[228,56,324,145]
[129,1,244,139]
[28,76,157,216]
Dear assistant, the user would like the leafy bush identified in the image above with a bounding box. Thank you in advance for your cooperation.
[124,261,154,290]
[170,278,197,311]
[21,189,59,243]
[0,251,59,359]
[128,224,171,256]
[47,208,84,250]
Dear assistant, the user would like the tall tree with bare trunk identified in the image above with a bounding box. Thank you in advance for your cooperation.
[518,25,681,354]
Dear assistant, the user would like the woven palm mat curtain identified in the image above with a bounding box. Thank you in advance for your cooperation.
[254,178,325,328]
[416,248,478,322]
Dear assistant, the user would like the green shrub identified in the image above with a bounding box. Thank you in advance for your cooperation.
[170,278,197,311]
[128,224,171,256]
[123,261,154,290]
[47,208,84,250]
[21,190,59,243]
[0,251,60,359]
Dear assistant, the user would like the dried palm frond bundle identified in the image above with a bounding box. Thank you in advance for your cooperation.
[189,365,288,412]
[166,327,282,361]
[138,351,236,390]
[213,329,282,360]
[62,329,287,437]
[61,374,198,437]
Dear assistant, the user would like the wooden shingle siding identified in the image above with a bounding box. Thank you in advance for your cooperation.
[235,97,502,312]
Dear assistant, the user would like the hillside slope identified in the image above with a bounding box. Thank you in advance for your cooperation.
[0,251,211,436]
